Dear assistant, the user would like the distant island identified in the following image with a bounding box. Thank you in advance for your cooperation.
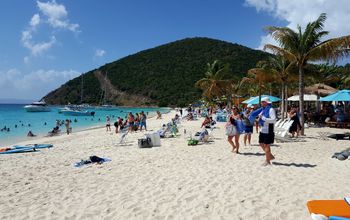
[43,37,271,107]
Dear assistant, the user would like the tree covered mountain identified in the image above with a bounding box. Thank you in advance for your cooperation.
[43,37,271,107]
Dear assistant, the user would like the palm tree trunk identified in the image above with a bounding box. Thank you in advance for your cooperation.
[299,65,305,135]
[281,81,285,120]
[285,83,288,114]
[258,81,262,107]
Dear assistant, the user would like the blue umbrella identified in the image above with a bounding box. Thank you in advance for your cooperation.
[242,96,255,104]
[320,89,350,101]
[244,95,281,105]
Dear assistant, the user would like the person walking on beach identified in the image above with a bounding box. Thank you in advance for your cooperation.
[65,119,70,135]
[106,116,111,132]
[226,106,241,154]
[258,97,276,166]
[114,119,119,134]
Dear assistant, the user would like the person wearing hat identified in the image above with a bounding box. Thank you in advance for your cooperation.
[258,97,276,165]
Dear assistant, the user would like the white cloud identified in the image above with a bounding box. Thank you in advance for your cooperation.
[21,1,80,62]
[95,49,106,57]
[245,0,350,49]
[0,69,80,99]
[30,14,40,27]
[37,0,80,32]
[21,31,56,56]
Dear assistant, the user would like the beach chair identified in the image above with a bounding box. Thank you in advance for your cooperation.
[274,120,295,142]
[116,130,129,145]
[307,199,350,219]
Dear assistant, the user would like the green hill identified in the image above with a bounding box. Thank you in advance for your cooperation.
[43,37,271,107]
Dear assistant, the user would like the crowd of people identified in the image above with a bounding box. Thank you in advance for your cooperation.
[109,111,148,133]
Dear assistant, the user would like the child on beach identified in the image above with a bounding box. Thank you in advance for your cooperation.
[106,116,111,132]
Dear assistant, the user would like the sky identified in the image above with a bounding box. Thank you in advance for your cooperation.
[0,0,349,101]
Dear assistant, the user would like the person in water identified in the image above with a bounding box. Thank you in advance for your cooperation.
[27,130,36,137]
[258,97,276,166]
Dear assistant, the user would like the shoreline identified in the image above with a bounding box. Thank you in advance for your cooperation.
[1,107,172,147]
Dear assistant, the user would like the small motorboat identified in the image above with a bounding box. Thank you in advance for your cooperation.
[24,101,51,112]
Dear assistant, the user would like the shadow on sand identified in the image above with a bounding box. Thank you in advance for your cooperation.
[240,152,265,156]
[272,162,317,168]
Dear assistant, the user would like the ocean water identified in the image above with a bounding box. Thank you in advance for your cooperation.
[0,104,170,146]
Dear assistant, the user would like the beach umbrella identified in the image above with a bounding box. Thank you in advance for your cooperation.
[287,94,318,101]
[242,97,255,104]
[320,89,350,101]
[244,95,281,105]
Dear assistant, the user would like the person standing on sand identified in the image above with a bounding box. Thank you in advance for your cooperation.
[139,111,147,131]
[243,105,254,146]
[65,119,70,135]
[226,106,241,154]
[258,97,276,166]
[106,116,111,132]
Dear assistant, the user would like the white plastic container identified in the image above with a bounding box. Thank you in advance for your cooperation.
[146,133,161,147]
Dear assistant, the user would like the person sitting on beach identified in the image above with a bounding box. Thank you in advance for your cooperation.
[201,116,211,128]
[156,111,162,119]
[27,130,36,137]
[48,126,60,136]
[187,112,194,121]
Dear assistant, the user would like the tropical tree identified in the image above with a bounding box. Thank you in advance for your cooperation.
[264,13,350,134]
[264,56,297,119]
[195,60,232,100]
[243,60,277,105]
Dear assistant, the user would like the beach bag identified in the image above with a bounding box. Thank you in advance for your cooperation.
[138,137,153,148]
[225,124,237,136]
[187,139,199,146]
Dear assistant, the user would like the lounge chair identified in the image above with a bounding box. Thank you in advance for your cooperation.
[307,200,350,219]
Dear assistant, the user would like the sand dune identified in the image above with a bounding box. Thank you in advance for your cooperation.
[0,111,349,219]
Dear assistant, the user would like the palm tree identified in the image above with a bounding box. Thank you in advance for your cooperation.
[243,60,277,105]
[264,56,296,120]
[264,13,350,134]
[195,60,232,100]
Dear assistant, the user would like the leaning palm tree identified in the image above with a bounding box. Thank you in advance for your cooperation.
[195,60,232,100]
[264,13,350,134]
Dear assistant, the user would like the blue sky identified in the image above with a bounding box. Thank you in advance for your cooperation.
[0,0,349,101]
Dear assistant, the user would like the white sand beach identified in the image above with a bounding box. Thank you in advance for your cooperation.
[1,110,349,220]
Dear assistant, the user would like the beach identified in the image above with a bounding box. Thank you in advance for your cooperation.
[1,110,349,220]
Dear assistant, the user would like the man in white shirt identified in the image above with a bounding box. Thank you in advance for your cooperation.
[258,97,276,166]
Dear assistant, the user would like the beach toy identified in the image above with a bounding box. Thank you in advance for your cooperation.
[307,200,350,218]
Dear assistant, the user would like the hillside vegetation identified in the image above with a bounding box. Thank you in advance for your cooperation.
[43,37,271,106]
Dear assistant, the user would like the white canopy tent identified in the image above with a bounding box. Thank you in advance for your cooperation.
[287,94,318,101]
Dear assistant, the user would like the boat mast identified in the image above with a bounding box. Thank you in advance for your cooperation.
[80,74,84,104]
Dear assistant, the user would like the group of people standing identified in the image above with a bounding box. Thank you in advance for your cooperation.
[106,111,147,133]
[225,97,276,166]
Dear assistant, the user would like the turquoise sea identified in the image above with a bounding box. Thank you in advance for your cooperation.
[0,104,169,146]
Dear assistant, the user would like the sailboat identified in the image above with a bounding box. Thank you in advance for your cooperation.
[99,72,116,110]
[60,74,95,116]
